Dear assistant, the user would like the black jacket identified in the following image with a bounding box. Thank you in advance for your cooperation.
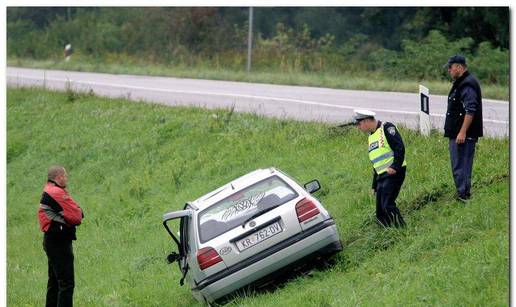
[444,71,483,138]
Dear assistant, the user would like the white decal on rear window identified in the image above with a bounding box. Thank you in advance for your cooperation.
[222,192,265,221]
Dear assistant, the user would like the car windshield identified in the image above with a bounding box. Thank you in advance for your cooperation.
[198,175,298,243]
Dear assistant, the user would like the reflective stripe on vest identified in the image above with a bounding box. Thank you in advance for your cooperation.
[368,123,406,174]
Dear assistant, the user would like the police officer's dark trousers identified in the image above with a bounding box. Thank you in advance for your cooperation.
[449,138,476,198]
[375,168,406,227]
[43,235,75,307]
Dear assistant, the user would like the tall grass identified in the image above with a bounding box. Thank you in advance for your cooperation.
[7,87,508,306]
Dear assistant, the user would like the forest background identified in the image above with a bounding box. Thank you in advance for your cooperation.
[7,7,510,98]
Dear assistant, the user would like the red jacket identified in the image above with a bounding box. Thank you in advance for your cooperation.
[38,181,83,240]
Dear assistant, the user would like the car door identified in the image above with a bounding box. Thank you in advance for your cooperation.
[163,209,193,284]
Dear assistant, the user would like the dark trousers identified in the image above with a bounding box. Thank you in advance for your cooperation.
[448,138,477,197]
[43,237,75,307]
[376,168,406,227]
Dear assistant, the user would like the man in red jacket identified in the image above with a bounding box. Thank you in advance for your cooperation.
[38,165,83,307]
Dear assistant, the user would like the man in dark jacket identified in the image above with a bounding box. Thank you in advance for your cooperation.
[38,165,84,307]
[443,55,483,201]
[355,109,406,227]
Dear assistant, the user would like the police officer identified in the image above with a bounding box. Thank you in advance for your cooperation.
[443,55,483,201]
[355,110,406,227]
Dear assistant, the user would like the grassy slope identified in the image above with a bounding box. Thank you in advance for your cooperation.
[7,57,509,101]
[7,88,508,306]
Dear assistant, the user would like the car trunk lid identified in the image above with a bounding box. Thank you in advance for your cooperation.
[203,198,303,269]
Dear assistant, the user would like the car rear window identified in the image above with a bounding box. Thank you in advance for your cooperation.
[198,175,298,243]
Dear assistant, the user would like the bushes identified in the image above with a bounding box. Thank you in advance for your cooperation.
[7,19,50,58]
[472,42,509,85]
[7,9,509,86]
[370,30,475,81]
[251,27,509,85]
[368,30,509,85]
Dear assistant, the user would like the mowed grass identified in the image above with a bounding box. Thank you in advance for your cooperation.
[7,87,508,306]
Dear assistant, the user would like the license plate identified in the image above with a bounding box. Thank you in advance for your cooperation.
[236,222,283,251]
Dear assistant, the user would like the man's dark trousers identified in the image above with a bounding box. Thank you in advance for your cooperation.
[43,236,75,307]
[449,138,477,198]
[376,168,406,227]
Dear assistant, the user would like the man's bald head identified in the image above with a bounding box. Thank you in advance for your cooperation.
[48,165,66,180]
[48,165,68,187]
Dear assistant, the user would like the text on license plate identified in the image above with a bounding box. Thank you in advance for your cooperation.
[236,222,283,251]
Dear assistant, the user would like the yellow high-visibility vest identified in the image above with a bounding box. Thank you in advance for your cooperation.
[368,123,406,174]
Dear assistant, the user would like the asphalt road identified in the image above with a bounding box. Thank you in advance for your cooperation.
[6,67,509,138]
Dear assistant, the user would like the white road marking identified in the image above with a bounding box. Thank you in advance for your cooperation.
[7,73,509,125]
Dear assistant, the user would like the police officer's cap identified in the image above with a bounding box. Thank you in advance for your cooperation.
[354,109,376,123]
[443,54,466,68]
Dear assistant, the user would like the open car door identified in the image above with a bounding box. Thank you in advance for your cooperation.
[163,209,192,285]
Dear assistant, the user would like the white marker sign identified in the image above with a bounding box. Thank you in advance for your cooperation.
[419,85,431,136]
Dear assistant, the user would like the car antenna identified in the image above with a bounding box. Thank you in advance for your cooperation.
[231,183,234,190]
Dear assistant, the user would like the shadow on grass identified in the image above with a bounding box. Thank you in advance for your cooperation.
[218,253,339,306]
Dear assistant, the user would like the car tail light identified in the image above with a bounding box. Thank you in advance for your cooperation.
[296,198,320,222]
[197,247,223,270]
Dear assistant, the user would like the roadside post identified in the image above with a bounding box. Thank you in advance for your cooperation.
[64,44,73,62]
[419,85,431,136]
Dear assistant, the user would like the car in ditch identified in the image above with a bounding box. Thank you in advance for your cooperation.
[162,167,342,304]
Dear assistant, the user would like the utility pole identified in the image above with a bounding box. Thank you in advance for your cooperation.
[247,7,253,72]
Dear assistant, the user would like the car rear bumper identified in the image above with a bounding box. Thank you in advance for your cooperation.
[192,219,341,302]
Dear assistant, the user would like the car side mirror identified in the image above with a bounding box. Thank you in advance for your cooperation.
[304,179,321,194]
[167,252,180,264]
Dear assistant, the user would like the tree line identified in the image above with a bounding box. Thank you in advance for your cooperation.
[7,7,509,85]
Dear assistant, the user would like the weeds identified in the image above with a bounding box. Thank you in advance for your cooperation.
[64,79,94,103]
[208,104,236,132]
[64,79,80,103]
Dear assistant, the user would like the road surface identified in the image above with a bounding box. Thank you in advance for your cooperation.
[6,67,509,138]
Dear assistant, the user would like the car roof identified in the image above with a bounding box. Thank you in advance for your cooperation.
[191,167,280,211]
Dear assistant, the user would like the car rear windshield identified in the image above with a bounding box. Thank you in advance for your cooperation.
[198,175,298,243]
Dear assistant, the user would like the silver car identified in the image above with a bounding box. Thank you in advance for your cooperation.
[162,167,342,304]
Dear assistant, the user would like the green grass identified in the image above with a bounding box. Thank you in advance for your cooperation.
[7,56,509,101]
[7,87,509,306]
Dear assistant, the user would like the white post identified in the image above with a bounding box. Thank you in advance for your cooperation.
[419,85,431,136]
[64,44,72,62]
